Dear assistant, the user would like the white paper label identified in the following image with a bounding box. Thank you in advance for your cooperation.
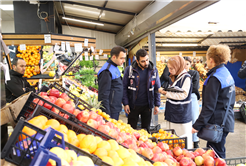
[39,79,42,89]
[95,54,99,60]
[44,34,51,43]
[74,43,82,52]
[157,52,160,57]
[84,52,88,56]
[91,46,94,53]
[19,44,26,50]
[84,39,88,47]
[104,54,107,58]
[85,56,89,61]
[80,54,83,61]
[61,42,65,51]
[157,57,160,61]
[54,43,59,51]
[66,42,71,51]
[99,49,103,55]
[90,55,93,60]
[193,51,196,57]
[179,52,182,56]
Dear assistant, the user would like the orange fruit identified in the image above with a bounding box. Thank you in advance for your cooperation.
[108,139,119,151]
[46,119,60,130]
[80,135,97,153]
[94,148,108,158]
[77,134,86,142]
[68,137,79,147]
[101,156,114,165]
[67,130,77,139]
[58,124,68,134]
[97,140,111,151]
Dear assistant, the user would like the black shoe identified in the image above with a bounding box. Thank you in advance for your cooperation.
[194,141,199,148]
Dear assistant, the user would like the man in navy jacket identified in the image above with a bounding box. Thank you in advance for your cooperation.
[122,49,160,132]
[98,46,126,120]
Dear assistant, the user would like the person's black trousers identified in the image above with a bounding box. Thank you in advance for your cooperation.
[1,124,8,151]
[127,105,152,132]
[207,131,229,158]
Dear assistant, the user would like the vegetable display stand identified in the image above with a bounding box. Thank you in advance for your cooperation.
[225,157,246,166]
[156,129,187,149]
[1,118,110,166]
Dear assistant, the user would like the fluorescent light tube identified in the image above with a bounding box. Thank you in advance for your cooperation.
[0,5,13,11]
[162,44,198,47]
[62,17,104,26]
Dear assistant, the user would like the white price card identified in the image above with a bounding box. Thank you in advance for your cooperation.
[54,43,59,51]
[193,51,196,57]
[85,56,89,61]
[90,55,93,60]
[157,57,160,61]
[91,46,94,53]
[66,42,71,51]
[99,49,103,55]
[19,44,26,50]
[157,52,160,57]
[39,79,42,89]
[104,54,107,59]
[84,52,88,56]
[61,42,65,51]
[179,52,182,56]
[44,34,51,43]
[95,54,99,60]
[84,39,88,47]
[74,43,82,52]
[80,54,83,61]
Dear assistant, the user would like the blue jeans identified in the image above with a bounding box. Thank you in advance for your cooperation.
[191,93,199,142]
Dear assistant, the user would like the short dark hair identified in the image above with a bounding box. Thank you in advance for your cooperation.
[12,57,24,67]
[136,49,148,61]
[110,46,126,58]
[183,56,192,63]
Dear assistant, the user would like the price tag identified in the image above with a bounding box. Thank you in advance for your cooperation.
[95,54,99,60]
[90,55,93,60]
[99,49,103,55]
[84,39,88,47]
[179,52,182,56]
[84,52,88,56]
[104,54,107,59]
[39,79,42,89]
[157,57,160,61]
[74,43,82,52]
[80,54,83,61]
[85,56,89,61]
[61,42,65,51]
[19,44,26,50]
[91,46,94,53]
[193,51,196,57]
[157,52,160,57]
[66,42,71,52]
[44,34,51,43]
[54,43,59,51]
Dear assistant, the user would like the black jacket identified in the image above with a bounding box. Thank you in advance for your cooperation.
[193,64,235,133]
[5,70,36,103]
[188,70,200,100]
[160,66,172,87]
[97,59,123,114]
[238,61,246,79]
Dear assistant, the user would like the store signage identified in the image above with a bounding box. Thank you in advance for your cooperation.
[61,42,65,51]
[74,43,82,52]
[19,44,26,50]
[84,39,88,47]
[44,34,51,43]
[91,46,94,53]
[99,49,103,55]
[95,54,99,60]
[104,54,107,58]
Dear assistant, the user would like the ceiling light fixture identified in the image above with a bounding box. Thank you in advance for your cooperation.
[162,44,198,47]
[62,17,104,26]
[0,4,13,11]
[65,5,105,17]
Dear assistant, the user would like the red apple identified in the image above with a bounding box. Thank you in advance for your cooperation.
[55,98,66,107]
[105,122,114,129]
[203,156,215,166]
[193,151,200,157]
[42,96,52,109]
[139,135,148,142]
[128,144,138,152]
[51,107,59,114]
[98,125,110,135]
[124,139,134,146]
[205,150,216,159]
[152,146,162,154]
[173,147,183,157]
[141,148,154,159]
[121,143,129,148]
[66,100,75,109]
[190,160,196,166]
[139,142,148,148]
[157,142,169,151]
[151,153,161,162]
[166,150,174,158]
[39,92,48,96]
[73,109,80,116]
[137,147,144,154]
[194,148,206,156]
[49,96,57,103]
[164,158,176,166]
[60,93,70,101]
[48,89,60,98]
[215,158,226,166]
[108,129,118,139]
[159,152,168,162]
[176,155,184,162]
[89,111,99,120]
[33,98,44,106]
[87,119,98,129]
[184,151,195,160]
[119,132,127,142]
[76,111,90,123]
[117,136,124,144]
[145,141,154,149]
[182,149,188,156]
[62,104,74,114]
[132,132,140,140]
[179,157,190,166]
[195,156,204,166]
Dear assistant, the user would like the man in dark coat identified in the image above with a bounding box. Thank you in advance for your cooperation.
[238,60,246,90]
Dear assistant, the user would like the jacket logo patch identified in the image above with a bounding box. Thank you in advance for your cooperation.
[130,79,133,85]
[152,80,155,85]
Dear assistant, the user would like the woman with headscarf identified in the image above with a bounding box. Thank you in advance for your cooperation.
[159,55,193,149]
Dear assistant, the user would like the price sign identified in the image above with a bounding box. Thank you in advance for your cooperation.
[157,57,160,61]
[179,52,182,56]
[54,43,59,51]
[99,49,103,55]
[44,34,51,43]
[193,51,196,57]
[84,39,88,47]
[61,42,65,51]
[95,54,99,60]
[90,55,93,60]
[85,56,89,61]
[66,42,71,51]
[19,44,26,50]
[104,54,107,59]
[157,52,160,57]
[74,43,82,52]
[91,46,94,53]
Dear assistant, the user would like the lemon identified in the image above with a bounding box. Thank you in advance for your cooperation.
[49,71,55,77]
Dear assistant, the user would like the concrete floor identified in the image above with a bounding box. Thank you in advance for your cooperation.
[119,113,246,158]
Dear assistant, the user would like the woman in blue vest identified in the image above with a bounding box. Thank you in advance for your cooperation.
[159,55,193,149]
[192,45,235,158]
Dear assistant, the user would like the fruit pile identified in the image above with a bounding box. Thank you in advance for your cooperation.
[16,45,41,78]
[47,147,94,166]
[156,61,166,76]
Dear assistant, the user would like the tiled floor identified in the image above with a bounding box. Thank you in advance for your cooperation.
[119,113,246,158]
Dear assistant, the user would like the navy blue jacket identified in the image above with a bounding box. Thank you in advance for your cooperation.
[98,59,123,114]
[122,61,161,109]
[193,64,235,132]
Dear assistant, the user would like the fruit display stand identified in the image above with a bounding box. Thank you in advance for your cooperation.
[1,118,111,166]
[225,157,246,166]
